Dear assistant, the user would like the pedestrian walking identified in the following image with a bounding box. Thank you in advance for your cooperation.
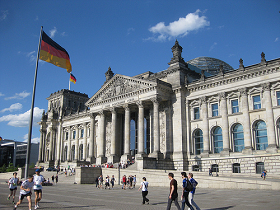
[261,170,267,180]
[34,168,45,209]
[51,175,54,183]
[13,176,34,210]
[181,172,194,210]
[138,177,149,205]
[7,172,20,204]
[55,174,58,184]
[166,172,181,210]
[187,173,200,210]
[111,175,116,189]
[122,175,127,190]
[133,175,137,188]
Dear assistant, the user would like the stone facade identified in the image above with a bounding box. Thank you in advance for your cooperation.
[38,40,280,176]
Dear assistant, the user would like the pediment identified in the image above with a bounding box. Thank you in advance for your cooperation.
[86,74,158,106]
[207,96,218,103]
[190,100,200,107]
[248,87,262,95]
[227,92,239,99]
[271,82,280,90]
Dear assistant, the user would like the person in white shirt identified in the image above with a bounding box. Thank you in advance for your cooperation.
[7,172,20,204]
[138,177,149,205]
[33,169,45,209]
[14,176,34,210]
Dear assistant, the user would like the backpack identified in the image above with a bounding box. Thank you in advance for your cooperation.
[186,179,193,192]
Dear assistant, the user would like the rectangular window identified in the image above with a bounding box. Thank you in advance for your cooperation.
[253,95,261,110]
[212,103,219,117]
[194,107,200,120]
[73,130,76,139]
[65,132,68,140]
[231,99,239,113]
[81,129,84,138]
[277,91,280,106]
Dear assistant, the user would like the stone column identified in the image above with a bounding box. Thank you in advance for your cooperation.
[239,88,252,154]
[201,96,210,157]
[67,127,71,161]
[137,101,145,155]
[38,129,44,162]
[185,100,191,157]
[263,83,277,153]
[42,130,46,162]
[150,97,162,158]
[122,105,131,161]
[220,92,230,155]
[109,108,118,162]
[97,111,106,164]
[49,127,54,161]
[89,114,95,161]
[55,121,62,165]
[75,126,79,160]
[83,122,87,160]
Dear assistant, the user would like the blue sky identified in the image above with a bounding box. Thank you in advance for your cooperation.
[0,0,280,144]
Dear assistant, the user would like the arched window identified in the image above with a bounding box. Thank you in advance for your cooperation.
[79,144,83,160]
[64,146,68,162]
[232,124,244,152]
[254,121,268,150]
[194,129,203,155]
[232,163,241,173]
[213,127,223,153]
[256,162,264,174]
[71,145,75,161]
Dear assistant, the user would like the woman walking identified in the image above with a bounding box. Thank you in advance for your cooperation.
[138,177,149,205]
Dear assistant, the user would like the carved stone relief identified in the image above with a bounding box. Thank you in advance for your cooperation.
[159,110,166,153]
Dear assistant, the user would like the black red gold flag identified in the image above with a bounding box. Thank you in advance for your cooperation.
[40,31,72,73]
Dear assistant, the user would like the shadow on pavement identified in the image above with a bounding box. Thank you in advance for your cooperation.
[205,206,235,210]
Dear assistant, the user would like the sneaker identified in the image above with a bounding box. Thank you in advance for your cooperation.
[7,197,10,200]
[37,203,40,208]
[35,205,38,209]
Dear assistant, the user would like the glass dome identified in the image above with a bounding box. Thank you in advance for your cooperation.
[187,57,234,75]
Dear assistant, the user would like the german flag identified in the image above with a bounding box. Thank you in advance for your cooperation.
[40,31,72,73]
[70,73,76,84]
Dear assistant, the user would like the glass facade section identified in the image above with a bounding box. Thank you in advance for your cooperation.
[213,127,223,153]
[255,121,268,150]
[231,99,239,113]
[212,103,218,117]
[194,129,203,155]
[253,95,261,109]
[232,124,244,152]
[194,107,200,120]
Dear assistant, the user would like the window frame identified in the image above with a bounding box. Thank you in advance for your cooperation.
[194,107,200,120]
[212,103,219,117]
[231,99,239,114]
[253,95,261,110]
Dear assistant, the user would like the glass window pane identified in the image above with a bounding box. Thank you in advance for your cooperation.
[277,91,280,106]
[231,100,239,113]
[253,95,261,109]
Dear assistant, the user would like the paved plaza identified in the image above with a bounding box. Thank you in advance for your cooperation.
[1,177,279,210]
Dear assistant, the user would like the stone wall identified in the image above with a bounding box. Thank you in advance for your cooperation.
[74,167,102,184]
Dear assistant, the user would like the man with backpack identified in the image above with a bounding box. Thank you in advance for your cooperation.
[181,172,194,210]
[187,173,200,210]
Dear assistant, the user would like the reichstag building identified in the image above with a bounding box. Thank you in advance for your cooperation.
[37,40,280,175]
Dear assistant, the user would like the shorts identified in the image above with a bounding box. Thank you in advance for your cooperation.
[19,192,32,200]
[10,187,17,191]
[34,189,42,193]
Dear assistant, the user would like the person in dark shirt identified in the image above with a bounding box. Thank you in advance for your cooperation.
[166,172,180,210]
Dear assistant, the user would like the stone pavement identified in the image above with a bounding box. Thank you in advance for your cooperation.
[1,177,280,210]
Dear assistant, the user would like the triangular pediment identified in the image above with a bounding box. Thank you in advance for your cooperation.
[248,87,262,95]
[86,74,158,106]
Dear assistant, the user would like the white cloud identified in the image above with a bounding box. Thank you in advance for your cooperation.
[0,92,4,97]
[209,42,217,51]
[23,134,40,144]
[5,91,30,100]
[275,37,279,42]
[26,51,36,62]
[148,10,210,41]
[1,103,22,113]
[0,10,9,21]
[0,107,44,127]
[127,28,135,35]
[50,27,57,38]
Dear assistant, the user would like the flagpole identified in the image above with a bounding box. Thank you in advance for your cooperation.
[25,26,43,179]
[69,74,71,90]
